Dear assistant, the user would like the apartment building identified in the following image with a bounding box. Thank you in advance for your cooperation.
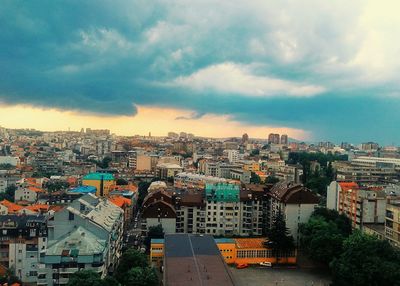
[333,161,399,184]
[0,214,48,284]
[39,194,124,286]
[174,172,227,189]
[265,182,320,243]
[327,181,387,229]
[385,200,400,247]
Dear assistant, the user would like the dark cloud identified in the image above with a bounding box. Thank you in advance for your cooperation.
[1,1,400,144]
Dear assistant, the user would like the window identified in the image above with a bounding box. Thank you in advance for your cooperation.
[68,211,74,221]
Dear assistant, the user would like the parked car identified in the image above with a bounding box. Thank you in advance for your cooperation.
[259,261,272,267]
[236,263,248,269]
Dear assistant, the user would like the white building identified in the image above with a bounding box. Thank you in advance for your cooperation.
[266,182,320,243]
[227,150,239,163]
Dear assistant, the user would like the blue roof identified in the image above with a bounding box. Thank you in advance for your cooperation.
[151,239,164,244]
[69,186,97,194]
[83,173,114,181]
[214,238,235,244]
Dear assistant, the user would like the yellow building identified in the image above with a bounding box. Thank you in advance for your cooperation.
[243,162,260,172]
[82,173,115,197]
[150,237,296,266]
[150,239,164,266]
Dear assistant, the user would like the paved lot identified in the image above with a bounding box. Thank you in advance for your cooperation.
[230,266,331,286]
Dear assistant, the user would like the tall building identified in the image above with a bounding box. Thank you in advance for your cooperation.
[280,134,288,145]
[242,133,249,143]
[268,133,280,144]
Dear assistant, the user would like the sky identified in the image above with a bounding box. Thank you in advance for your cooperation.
[1,0,400,144]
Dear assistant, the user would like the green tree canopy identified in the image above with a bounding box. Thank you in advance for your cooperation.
[265,176,279,184]
[124,267,158,286]
[115,248,149,283]
[250,172,261,184]
[330,232,400,286]
[116,178,129,185]
[300,208,352,265]
[0,185,16,202]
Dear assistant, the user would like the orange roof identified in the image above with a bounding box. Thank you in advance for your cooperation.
[234,238,266,249]
[11,283,21,286]
[0,200,23,213]
[25,204,50,213]
[49,205,64,212]
[112,184,138,192]
[27,186,45,193]
[338,182,359,191]
[109,195,132,208]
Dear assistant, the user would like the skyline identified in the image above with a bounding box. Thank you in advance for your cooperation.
[2,1,400,144]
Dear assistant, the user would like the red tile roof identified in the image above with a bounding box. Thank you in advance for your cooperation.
[338,182,359,191]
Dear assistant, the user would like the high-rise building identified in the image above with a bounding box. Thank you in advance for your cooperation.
[268,133,280,144]
[280,134,288,145]
[242,133,249,143]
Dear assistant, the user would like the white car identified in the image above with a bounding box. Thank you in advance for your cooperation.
[259,262,272,267]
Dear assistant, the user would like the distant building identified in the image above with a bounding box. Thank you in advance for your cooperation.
[0,156,19,166]
[227,150,239,163]
[242,133,249,143]
[268,133,280,144]
[156,163,183,179]
[280,134,288,145]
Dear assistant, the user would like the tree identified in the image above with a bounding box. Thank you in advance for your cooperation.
[250,172,261,184]
[67,270,119,286]
[44,180,70,192]
[97,157,112,169]
[115,248,149,284]
[299,217,345,264]
[300,208,352,265]
[144,225,164,253]
[264,210,294,259]
[116,178,128,185]
[330,232,400,286]
[265,176,279,184]
[124,267,158,286]
[0,185,16,202]
[137,181,150,208]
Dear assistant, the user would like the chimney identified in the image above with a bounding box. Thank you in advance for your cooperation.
[100,175,104,197]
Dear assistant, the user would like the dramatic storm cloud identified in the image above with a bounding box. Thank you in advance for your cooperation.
[1,0,400,143]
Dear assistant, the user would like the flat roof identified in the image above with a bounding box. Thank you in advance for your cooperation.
[164,234,236,286]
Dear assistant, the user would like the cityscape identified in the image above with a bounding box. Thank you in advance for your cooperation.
[1,1,400,286]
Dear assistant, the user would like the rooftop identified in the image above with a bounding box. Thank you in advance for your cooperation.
[164,234,236,286]
[69,185,97,194]
[83,173,114,181]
